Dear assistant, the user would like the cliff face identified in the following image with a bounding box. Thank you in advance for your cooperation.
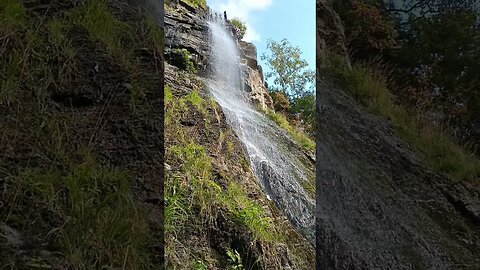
[0,0,164,268]
[239,41,274,110]
[317,0,350,69]
[164,2,314,269]
[316,2,480,269]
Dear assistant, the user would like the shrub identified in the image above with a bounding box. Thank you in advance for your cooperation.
[291,93,316,135]
[230,18,247,40]
[324,55,480,181]
[170,48,196,73]
[270,91,290,113]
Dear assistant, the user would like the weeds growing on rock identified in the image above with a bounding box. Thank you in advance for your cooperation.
[164,83,308,268]
[24,155,150,269]
[324,55,480,181]
[266,110,315,152]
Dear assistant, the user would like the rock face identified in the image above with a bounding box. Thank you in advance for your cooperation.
[164,2,314,269]
[238,41,273,110]
[317,2,480,268]
[317,0,351,69]
[164,3,209,72]
[316,79,480,269]
[243,66,273,110]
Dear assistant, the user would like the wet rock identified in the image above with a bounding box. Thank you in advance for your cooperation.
[316,80,480,269]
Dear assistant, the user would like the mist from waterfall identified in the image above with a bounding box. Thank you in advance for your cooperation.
[206,21,315,245]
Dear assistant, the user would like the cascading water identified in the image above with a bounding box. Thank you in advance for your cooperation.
[206,20,315,245]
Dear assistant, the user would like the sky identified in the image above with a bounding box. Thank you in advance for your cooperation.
[207,0,315,83]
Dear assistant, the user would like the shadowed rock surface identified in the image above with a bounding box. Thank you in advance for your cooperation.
[317,79,480,269]
[316,1,480,269]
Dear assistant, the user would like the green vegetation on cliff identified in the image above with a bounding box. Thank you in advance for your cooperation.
[333,0,480,157]
[1,0,164,267]
[230,18,247,40]
[164,71,314,268]
[324,55,480,181]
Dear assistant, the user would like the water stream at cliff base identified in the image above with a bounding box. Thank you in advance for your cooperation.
[206,21,315,245]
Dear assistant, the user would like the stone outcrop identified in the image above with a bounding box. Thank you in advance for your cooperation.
[164,3,209,72]
[317,2,480,268]
[242,66,273,110]
[316,79,480,269]
[317,0,351,69]
[164,2,314,268]
[238,41,273,110]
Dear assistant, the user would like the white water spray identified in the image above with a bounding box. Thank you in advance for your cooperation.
[207,21,315,244]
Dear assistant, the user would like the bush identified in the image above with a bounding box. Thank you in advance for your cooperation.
[170,48,196,73]
[270,91,290,113]
[230,18,247,40]
[324,55,480,181]
[291,93,316,135]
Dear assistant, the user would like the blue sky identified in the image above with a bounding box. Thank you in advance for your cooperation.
[207,0,315,80]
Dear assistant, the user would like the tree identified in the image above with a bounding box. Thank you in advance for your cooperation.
[291,93,316,135]
[261,39,315,99]
[270,91,290,113]
[230,18,246,40]
[333,0,398,60]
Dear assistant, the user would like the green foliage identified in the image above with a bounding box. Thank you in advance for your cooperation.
[230,18,247,40]
[171,49,196,73]
[68,0,133,67]
[333,0,398,59]
[193,260,209,270]
[142,16,164,54]
[270,91,291,113]
[291,93,316,136]
[335,0,480,154]
[266,110,315,152]
[324,56,480,181]
[261,38,315,99]
[164,84,283,267]
[24,157,150,269]
[0,0,25,32]
[227,250,244,270]
[222,183,278,242]
[180,0,207,9]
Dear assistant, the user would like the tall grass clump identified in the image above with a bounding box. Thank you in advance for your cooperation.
[68,0,134,67]
[23,155,150,269]
[0,0,25,32]
[324,55,480,181]
[266,110,315,152]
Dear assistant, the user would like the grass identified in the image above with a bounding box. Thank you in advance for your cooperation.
[1,0,163,267]
[324,55,480,181]
[0,0,26,33]
[179,0,207,9]
[164,85,287,268]
[68,0,134,68]
[171,49,196,73]
[266,110,316,152]
[23,154,150,269]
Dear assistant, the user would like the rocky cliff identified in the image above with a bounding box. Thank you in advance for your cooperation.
[316,1,480,269]
[0,0,164,268]
[317,0,350,69]
[164,1,314,269]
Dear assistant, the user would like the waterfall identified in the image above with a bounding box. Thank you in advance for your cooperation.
[206,21,315,245]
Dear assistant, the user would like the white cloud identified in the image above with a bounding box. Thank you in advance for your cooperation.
[212,0,272,42]
[243,23,260,42]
